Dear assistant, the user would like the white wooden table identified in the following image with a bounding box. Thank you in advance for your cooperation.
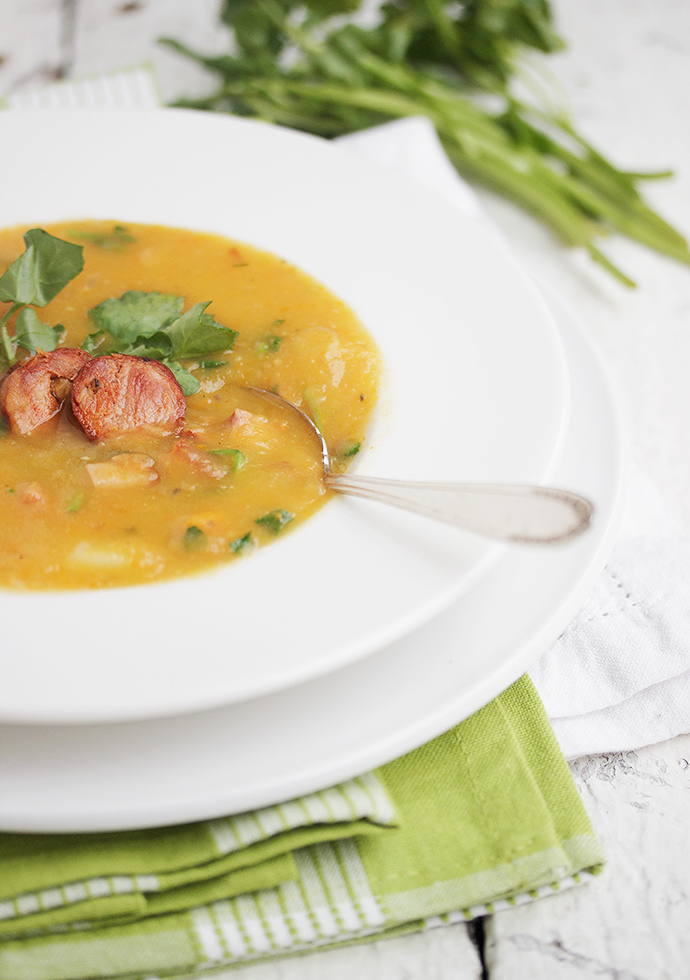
[2,2,689,977]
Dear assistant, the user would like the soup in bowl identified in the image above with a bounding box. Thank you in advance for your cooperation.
[0,220,381,589]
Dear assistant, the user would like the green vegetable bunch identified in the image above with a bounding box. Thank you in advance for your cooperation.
[162,0,690,286]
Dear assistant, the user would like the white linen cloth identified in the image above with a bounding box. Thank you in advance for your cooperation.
[338,117,690,762]
[9,69,690,762]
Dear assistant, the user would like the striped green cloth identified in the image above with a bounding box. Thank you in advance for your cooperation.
[0,676,604,980]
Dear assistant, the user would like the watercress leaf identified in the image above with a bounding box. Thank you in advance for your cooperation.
[255,509,294,535]
[81,330,108,354]
[162,359,200,396]
[164,301,238,358]
[89,291,184,343]
[0,229,84,306]
[255,333,283,356]
[126,331,174,360]
[14,308,65,353]
[209,447,246,471]
[66,224,136,251]
[338,441,361,459]
[66,492,85,514]
[183,525,206,549]
[229,531,253,554]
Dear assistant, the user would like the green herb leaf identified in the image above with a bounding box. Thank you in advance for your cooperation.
[125,331,174,360]
[13,308,65,354]
[0,229,84,307]
[229,531,253,553]
[200,359,227,370]
[255,509,294,535]
[89,291,184,343]
[66,224,136,251]
[164,301,238,358]
[161,0,690,285]
[162,360,200,396]
[209,447,246,471]
[255,333,283,356]
[79,331,102,354]
[83,292,239,392]
[338,441,361,458]
[66,492,85,514]
[183,525,206,549]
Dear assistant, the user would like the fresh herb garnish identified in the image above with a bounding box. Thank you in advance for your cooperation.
[229,531,253,553]
[66,492,85,513]
[183,525,206,549]
[209,447,246,471]
[84,291,239,395]
[255,509,294,535]
[88,291,183,343]
[164,302,238,359]
[200,359,227,370]
[255,333,283,356]
[66,225,136,251]
[161,0,690,285]
[0,229,83,368]
[338,441,361,459]
[13,308,65,356]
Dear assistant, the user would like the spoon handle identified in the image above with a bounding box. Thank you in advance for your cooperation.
[325,474,593,545]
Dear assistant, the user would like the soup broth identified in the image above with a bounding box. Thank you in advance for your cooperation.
[0,221,381,589]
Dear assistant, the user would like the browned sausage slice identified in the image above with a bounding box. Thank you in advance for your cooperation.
[71,353,186,441]
[0,348,93,434]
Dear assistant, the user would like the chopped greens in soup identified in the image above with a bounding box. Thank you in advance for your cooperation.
[0,221,381,589]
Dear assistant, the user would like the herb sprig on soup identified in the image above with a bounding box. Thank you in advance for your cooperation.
[0,222,381,590]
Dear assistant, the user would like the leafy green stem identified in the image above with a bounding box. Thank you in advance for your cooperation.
[0,302,24,367]
[160,0,690,286]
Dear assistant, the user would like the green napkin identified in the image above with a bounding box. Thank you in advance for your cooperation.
[0,676,603,980]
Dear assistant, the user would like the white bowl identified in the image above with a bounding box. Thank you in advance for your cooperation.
[0,108,568,724]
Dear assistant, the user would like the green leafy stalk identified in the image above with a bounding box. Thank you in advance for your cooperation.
[161,0,690,286]
[0,304,22,365]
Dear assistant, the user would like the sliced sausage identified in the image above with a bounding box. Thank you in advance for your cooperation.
[0,348,93,434]
[71,353,186,441]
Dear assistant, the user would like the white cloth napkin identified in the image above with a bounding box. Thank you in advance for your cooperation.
[9,68,690,762]
[337,117,690,761]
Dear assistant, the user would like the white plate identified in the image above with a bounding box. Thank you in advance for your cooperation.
[0,289,624,832]
[0,109,568,724]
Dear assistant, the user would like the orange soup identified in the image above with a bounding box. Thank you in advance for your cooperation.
[0,221,381,589]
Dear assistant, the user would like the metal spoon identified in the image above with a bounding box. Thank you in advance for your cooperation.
[245,387,593,545]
